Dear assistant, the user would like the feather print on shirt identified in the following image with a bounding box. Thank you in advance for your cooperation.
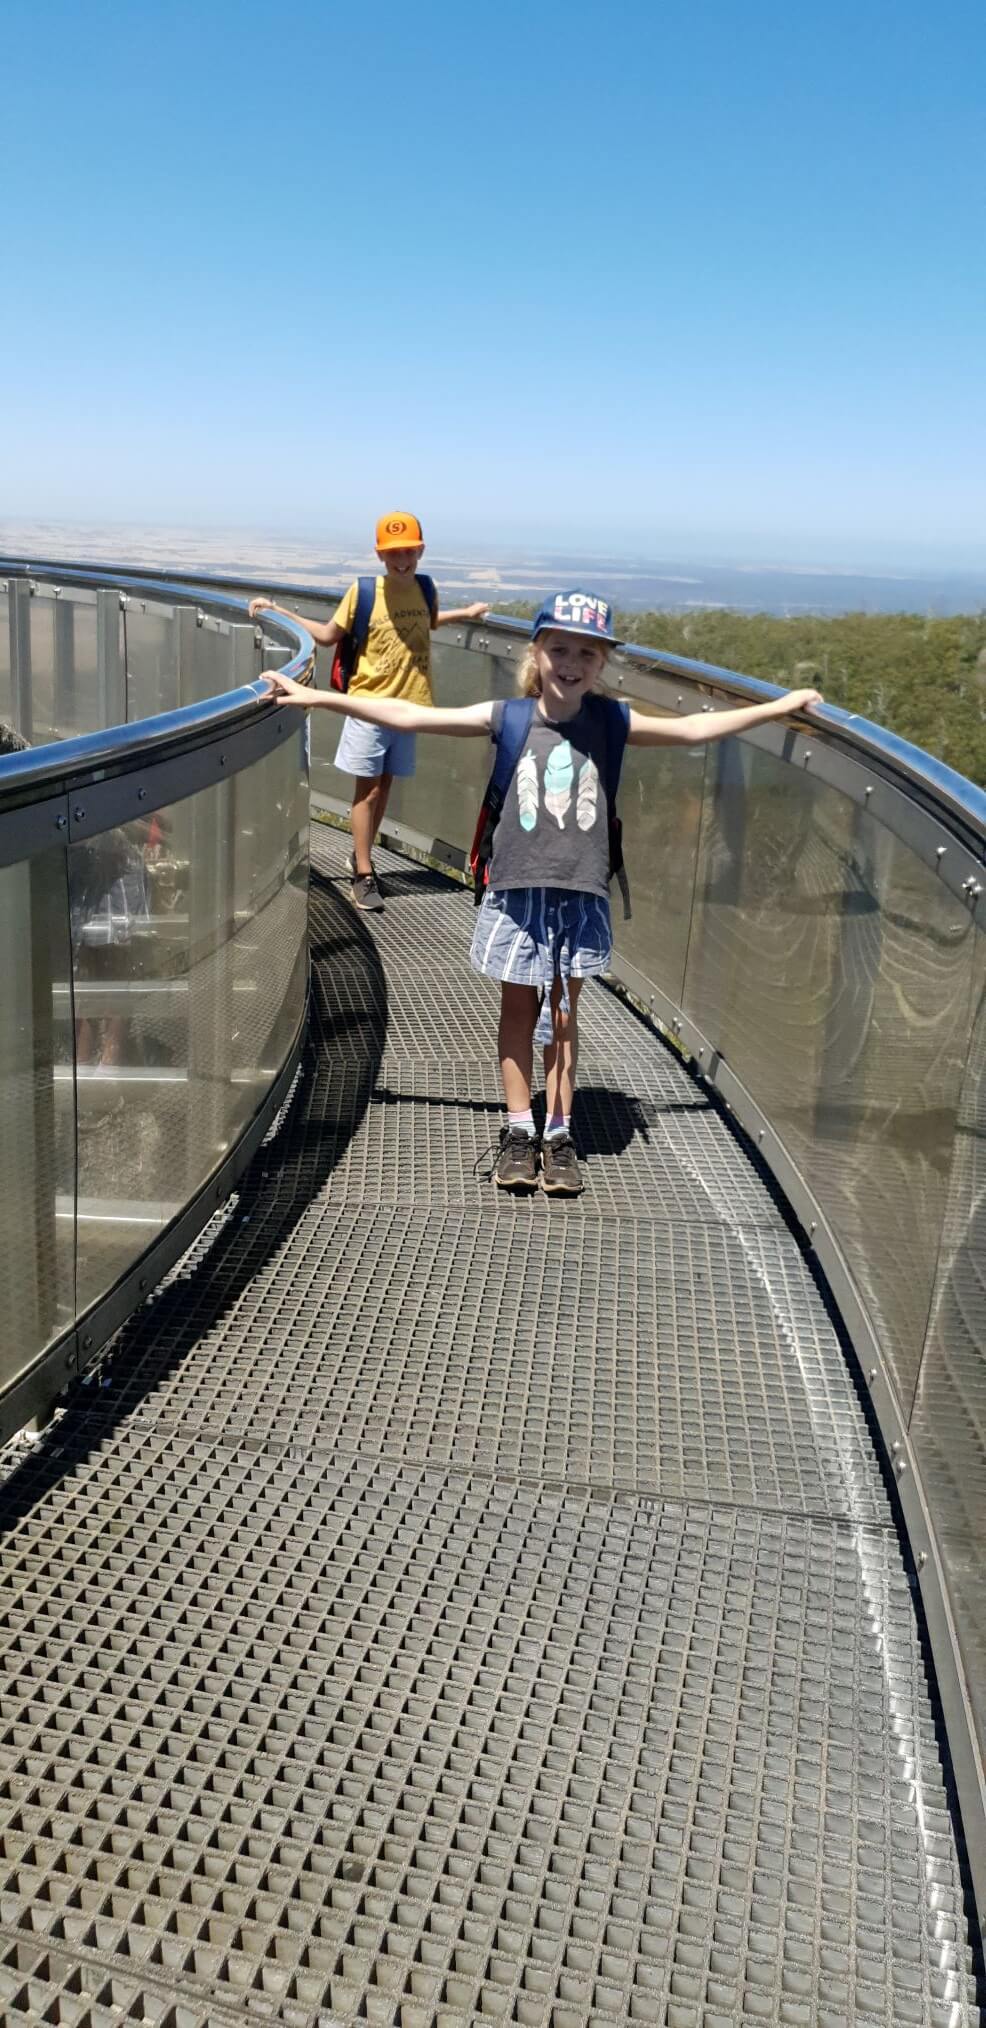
[576,757,600,831]
[516,750,539,832]
[543,742,574,828]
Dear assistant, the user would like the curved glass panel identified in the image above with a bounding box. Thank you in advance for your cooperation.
[69,728,309,1315]
[0,846,76,1396]
[910,944,986,1755]
[681,744,976,1409]
[0,580,11,720]
[124,597,179,721]
[613,704,709,1015]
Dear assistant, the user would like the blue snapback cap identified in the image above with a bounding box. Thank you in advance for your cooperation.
[532,590,619,644]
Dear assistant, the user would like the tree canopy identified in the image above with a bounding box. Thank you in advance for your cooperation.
[502,606,986,788]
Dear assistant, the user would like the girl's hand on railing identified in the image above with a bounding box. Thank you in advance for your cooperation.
[786,687,823,712]
[248,596,274,619]
[266,672,312,707]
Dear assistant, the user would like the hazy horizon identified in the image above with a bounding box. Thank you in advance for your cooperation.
[3,517,983,619]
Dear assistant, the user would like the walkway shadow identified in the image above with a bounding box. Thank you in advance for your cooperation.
[570,1084,711,1157]
[0,870,388,1527]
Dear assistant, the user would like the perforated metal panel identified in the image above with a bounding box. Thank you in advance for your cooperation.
[0,826,980,2027]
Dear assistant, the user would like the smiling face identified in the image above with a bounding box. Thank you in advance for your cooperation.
[533,628,609,717]
[378,544,424,579]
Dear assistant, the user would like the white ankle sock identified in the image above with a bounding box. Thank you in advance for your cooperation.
[544,1114,570,1141]
[507,1110,537,1138]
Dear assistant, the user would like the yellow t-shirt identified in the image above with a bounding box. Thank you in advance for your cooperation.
[332,576,434,706]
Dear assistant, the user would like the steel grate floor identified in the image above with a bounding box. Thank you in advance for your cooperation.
[0,824,981,2027]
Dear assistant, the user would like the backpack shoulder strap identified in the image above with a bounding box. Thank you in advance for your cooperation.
[591,695,632,921]
[352,575,377,653]
[415,572,437,622]
[490,696,536,798]
[595,694,630,803]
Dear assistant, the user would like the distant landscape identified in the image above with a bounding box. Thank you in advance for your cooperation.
[604,607,986,789]
[3,520,985,785]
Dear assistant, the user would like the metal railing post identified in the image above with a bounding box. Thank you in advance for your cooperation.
[96,589,126,729]
[10,580,33,741]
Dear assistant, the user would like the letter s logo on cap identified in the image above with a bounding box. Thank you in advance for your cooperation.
[385,518,409,538]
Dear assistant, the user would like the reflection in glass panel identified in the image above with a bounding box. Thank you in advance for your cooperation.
[28,591,58,744]
[124,600,179,722]
[52,592,101,738]
[683,744,975,1407]
[0,583,11,720]
[179,612,235,705]
[0,847,75,1394]
[70,728,309,1315]
[615,699,708,1015]
[910,939,986,1762]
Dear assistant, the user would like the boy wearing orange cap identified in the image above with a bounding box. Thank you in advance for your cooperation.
[250,513,488,911]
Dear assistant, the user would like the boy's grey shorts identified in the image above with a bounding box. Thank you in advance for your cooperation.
[333,718,417,778]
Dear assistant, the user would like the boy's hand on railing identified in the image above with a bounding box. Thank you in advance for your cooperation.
[266,672,311,706]
[464,602,490,620]
[248,596,274,619]
[785,687,823,713]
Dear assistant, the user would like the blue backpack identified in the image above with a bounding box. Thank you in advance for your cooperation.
[330,573,437,692]
[469,694,632,918]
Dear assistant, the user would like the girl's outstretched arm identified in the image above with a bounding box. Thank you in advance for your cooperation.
[627,686,822,747]
[265,672,494,738]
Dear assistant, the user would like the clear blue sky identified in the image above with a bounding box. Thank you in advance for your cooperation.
[2,0,984,569]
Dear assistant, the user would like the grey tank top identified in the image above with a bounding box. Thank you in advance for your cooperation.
[487,697,617,898]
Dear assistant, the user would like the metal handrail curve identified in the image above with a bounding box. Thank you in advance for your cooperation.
[7,553,981,849]
[0,561,314,798]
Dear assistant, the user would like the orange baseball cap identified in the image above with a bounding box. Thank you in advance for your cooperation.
[375,511,424,551]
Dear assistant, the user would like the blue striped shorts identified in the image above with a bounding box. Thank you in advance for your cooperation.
[470,887,612,1042]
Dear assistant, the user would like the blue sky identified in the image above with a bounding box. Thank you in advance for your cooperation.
[2,0,984,569]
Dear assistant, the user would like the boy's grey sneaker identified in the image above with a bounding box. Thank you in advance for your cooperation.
[351,872,384,912]
[494,1127,539,1193]
[540,1132,582,1195]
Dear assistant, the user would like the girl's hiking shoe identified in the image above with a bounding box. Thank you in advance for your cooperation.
[494,1127,539,1192]
[346,852,386,897]
[351,872,384,912]
[540,1133,583,1195]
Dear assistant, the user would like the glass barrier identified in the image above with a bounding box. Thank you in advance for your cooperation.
[682,743,977,1411]
[124,597,180,721]
[910,945,986,1755]
[0,579,11,720]
[69,732,309,1316]
[177,609,239,705]
[0,565,311,1429]
[0,846,76,1396]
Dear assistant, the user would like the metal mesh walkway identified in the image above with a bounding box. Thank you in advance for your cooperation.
[0,827,981,2027]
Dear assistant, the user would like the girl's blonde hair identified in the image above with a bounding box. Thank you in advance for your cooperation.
[516,639,612,698]
[517,644,542,697]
